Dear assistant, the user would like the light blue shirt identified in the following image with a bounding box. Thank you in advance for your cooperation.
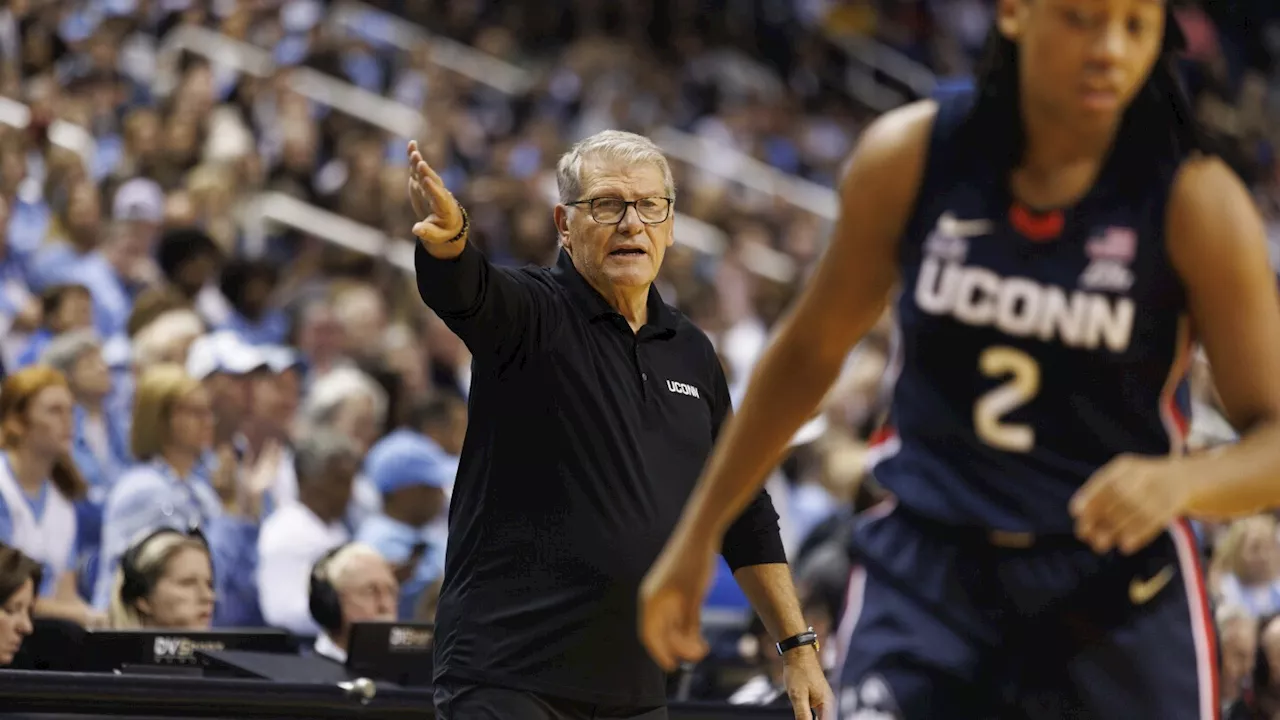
[29,248,131,338]
[15,328,53,369]
[8,199,49,255]
[788,482,840,551]
[1220,573,1280,619]
[71,405,129,498]
[0,248,33,319]
[102,376,135,462]
[217,309,290,346]
[91,134,123,181]
[94,460,257,613]
[70,404,132,598]
[355,514,444,620]
[207,514,264,629]
[704,558,750,613]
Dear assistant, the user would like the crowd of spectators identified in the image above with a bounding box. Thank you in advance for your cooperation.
[0,0,1277,712]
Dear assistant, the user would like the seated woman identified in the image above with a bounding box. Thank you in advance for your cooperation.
[107,528,214,630]
[0,366,100,627]
[0,543,39,666]
[94,364,266,612]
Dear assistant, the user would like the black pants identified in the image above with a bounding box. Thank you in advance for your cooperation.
[433,677,668,720]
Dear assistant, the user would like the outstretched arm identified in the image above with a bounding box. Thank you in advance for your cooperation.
[639,101,936,674]
[1170,158,1280,517]
[408,141,557,367]
[671,102,933,544]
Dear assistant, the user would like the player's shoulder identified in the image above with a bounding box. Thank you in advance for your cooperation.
[1169,154,1251,208]
[833,99,940,230]
[1168,155,1258,238]
[1166,153,1265,262]
[852,99,939,170]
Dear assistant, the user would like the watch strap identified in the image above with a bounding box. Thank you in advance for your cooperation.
[775,627,819,656]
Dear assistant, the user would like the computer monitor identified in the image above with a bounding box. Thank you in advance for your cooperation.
[346,622,434,687]
[82,629,295,673]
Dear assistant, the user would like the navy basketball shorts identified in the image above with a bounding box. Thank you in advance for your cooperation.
[834,501,1218,720]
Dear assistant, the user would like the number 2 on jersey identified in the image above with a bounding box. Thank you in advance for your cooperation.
[973,346,1040,452]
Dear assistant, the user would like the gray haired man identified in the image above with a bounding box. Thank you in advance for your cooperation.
[409,132,832,720]
[256,430,360,636]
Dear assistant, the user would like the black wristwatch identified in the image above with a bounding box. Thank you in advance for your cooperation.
[775,627,820,656]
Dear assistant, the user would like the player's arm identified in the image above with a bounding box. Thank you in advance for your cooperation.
[674,101,934,541]
[1168,155,1280,517]
[700,348,806,642]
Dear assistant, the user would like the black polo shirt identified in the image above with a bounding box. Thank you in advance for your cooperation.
[415,242,786,707]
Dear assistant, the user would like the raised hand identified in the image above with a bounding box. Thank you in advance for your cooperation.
[406,140,466,253]
[240,439,285,519]
[211,443,240,510]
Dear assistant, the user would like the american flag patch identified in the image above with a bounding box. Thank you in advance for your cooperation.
[1086,227,1137,262]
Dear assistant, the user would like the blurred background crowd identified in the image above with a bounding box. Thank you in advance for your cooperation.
[0,0,1278,714]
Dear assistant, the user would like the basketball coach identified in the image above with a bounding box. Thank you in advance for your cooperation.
[408,132,833,720]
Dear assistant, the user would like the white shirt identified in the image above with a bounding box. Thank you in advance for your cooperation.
[270,456,381,530]
[257,502,349,636]
[0,461,75,588]
[1219,573,1280,619]
[270,447,299,508]
[314,632,347,663]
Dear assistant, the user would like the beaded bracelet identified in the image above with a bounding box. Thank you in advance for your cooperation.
[447,204,470,243]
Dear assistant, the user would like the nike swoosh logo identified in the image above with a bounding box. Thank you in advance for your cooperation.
[1129,565,1176,605]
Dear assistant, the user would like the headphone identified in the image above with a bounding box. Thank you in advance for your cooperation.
[309,543,350,634]
[119,524,209,606]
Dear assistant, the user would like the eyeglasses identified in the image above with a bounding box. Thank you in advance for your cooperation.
[567,196,673,225]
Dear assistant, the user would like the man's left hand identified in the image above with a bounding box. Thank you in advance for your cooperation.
[1070,453,1194,555]
[781,648,835,720]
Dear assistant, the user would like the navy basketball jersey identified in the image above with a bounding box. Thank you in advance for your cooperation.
[871,87,1193,534]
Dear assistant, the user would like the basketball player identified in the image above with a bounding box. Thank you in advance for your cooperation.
[639,1,1280,718]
